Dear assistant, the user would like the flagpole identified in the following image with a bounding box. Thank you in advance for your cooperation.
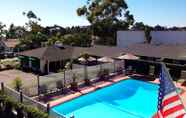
[161,63,186,112]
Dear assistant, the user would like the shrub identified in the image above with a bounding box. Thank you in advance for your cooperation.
[12,76,23,92]
[0,91,48,118]
[70,73,78,91]
[116,66,123,74]
[97,69,109,80]
[0,58,20,70]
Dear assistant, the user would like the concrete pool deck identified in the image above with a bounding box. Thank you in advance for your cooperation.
[151,78,186,108]
[49,75,186,108]
[49,75,129,107]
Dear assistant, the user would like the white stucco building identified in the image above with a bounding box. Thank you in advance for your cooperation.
[151,31,186,45]
[117,31,145,48]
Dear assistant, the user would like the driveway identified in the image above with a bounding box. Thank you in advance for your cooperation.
[0,69,37,88]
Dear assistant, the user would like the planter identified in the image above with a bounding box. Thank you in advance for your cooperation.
[84,79,91,85]
[70,82,78,91]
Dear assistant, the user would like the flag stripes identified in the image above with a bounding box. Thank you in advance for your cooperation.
[154,63,186,118]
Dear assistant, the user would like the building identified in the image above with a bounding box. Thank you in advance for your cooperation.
[18,45,127,74]
[117,31,145,48]
[151,31,186,45]
[0,39,19,58]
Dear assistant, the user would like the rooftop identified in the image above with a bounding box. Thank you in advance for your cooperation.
[18,44,186,61]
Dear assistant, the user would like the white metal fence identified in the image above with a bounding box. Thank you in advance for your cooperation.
[3,84,47,112]
[39,61,124,94]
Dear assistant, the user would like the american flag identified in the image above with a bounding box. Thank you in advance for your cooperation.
[153,64,186,118]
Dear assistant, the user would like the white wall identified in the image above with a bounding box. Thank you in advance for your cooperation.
[151,31,186,45]
[117,31,145,47]
[40,60,46,73]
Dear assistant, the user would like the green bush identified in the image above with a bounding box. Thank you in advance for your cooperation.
[12,76,23,92]
[70,73,78,91]
[0,91,48,118]
[97,69,110,80]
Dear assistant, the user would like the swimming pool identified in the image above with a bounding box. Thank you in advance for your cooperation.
[51,79,159,118]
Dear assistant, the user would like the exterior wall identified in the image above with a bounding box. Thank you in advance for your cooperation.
[151,31,186,45]
[0,41,6,51]
[40,60,46,73]
[117,31,145,47]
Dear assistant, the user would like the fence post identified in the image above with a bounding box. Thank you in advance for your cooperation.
[47,103,50,114]
[20,91,23,103]
[37,75,40,97]
[1,82,4,93]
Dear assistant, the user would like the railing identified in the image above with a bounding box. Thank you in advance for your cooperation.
[49,109,66,118]
[39,61,124,93]
[2,84,48,112]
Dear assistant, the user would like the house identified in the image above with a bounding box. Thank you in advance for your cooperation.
[18,43,186,78]
[18,45,127,74]
[0,39,19,58]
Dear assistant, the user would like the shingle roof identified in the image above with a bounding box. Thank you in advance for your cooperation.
[18,46,72,61]
[4,39,19,48]
[18,44,186,61]
[125,44,186,60]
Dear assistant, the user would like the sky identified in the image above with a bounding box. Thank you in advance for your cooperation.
[0,0,186,27]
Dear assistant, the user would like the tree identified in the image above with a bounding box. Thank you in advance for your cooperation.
[77,0,134,45]
[61,33,91,47]
[18,11,47,50]
[77,0,130,23]
[154,25,167,31]
[47,32,61,46]
[12,76,23,92]
[0,22,6,39]
[132,22,146,30]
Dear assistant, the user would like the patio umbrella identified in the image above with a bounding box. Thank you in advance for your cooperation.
[97,57,114,71]
[78,56,96,82]
[78,57,86,62]
[98,57,114,63]
[78,56,96,62]
[87,56,96,62]
[117,53,139,60]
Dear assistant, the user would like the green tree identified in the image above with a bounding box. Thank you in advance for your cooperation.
[0,22,6,39]
[132,22,153,43]
[12,76,23,92]
[77,0,134,45]
[18,11,47,50]
[61,33,91,47]
[6,24,26,39]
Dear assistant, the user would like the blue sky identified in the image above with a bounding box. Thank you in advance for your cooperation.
[0,0,186,27]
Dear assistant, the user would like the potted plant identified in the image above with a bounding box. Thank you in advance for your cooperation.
[97,69,109,80]
[70,73,78,91]
[116,66,123,74]
[84,77,91,85]
[12,76,23,92]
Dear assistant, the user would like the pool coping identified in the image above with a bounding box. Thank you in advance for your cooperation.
[49,75,186,110]
[49,75,129,107]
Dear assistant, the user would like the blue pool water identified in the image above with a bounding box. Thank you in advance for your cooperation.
[51,79,159,118]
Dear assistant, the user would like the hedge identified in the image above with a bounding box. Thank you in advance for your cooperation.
[0,91,48,118]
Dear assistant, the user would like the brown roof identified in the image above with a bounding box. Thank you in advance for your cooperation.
[18,46,72,61]
[18,45,127,61]
[4,39,19,48]
[18,44,186,61]
[125,44,186,60]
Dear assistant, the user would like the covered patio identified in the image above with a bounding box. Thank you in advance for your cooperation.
[18,46,72,74]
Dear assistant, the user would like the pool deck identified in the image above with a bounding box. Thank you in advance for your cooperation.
[151,78,186,107]
[49,74,186,108]
[49,75,129,107]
